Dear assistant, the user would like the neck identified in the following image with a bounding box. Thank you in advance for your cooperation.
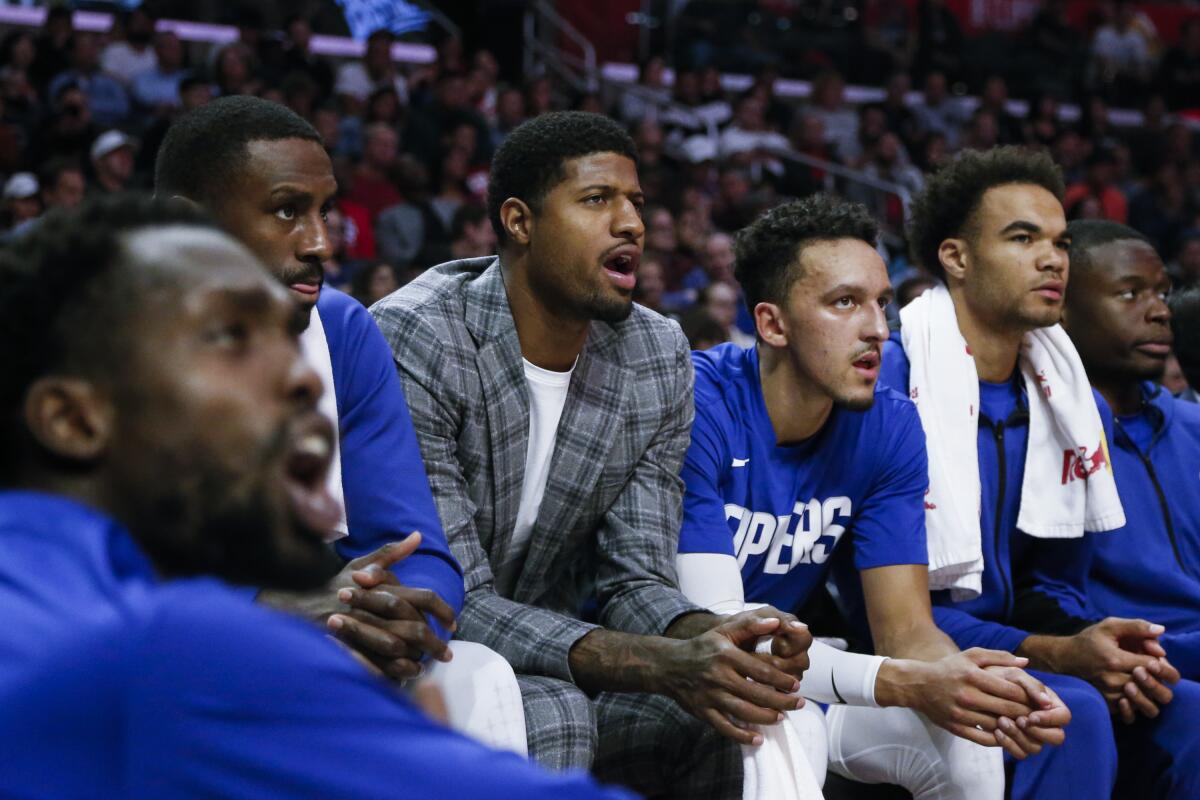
[948,285,1023,382]
[1092,374,1145,416]
[502,252,589,371]
[758,344,834,444]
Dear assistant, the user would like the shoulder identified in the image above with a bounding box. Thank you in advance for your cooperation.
[606,303,689,365]
[316,286,372,333]
[372,257,492,330]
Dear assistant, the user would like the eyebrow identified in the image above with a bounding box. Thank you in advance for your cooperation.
[206,285,276,313]
[579,184,645,200]
[1000,219,1071,243]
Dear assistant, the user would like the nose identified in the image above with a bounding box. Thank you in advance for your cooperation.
[614,196,645,241]
[1148,294,1171,325]
[863,300,889,343]
[1038,240,1067,273]
[298,210,333,263]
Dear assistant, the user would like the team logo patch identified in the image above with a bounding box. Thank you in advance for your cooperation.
[1061,441,1109,485]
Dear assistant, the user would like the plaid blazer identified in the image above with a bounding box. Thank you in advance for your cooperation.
[371,257,702,682]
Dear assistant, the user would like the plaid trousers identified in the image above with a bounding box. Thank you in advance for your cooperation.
[518,675,744,800]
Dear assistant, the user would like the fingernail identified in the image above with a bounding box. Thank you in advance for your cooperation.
[327,615,344,631]
[776,712,785,723]
[999,717,1012,730]
[1017,716,1028,729]
[1149,624,1165,634]
[788,620,807,630]
[337,588,352,603]
[751,734,763,746]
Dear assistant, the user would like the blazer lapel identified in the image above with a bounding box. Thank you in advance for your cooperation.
[464,260,528,589]
[514,322,631,604]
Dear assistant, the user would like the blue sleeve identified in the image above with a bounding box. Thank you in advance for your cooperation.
[1011,535,1100,635]
[1161,631,1200,683]
[932,603,1031,653]
[679,390,735,557]
[851,397,929,570]
[134,588,633,800]
[321,290,464,640]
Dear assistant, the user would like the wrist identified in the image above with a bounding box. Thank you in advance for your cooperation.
[1018,634,1069,673]
[874,658,921,709]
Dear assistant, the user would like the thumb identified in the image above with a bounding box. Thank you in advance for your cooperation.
[968,648,1030,669]
[348,534,423,580]
[719,614,782,648]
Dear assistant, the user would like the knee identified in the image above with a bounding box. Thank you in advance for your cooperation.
[1054,676,1117,761]
[519,677,598,771]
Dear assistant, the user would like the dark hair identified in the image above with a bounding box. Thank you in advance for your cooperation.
[680,307,729,350]
[487,111,638,245]
[733,194,879,311]
[38,157,82,190]
[1065,219,1151,277]
[0,194,216,479]
[450,203,488,241]
[1170,286,1200,387]
[155,95,322,205]
[907,145,1064,282]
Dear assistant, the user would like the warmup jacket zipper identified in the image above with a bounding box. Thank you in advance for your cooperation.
[1114,419,1195,581]
[979,406,1029,621]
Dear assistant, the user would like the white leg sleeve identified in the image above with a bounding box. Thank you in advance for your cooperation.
[423,641,528,757]
[825,704,1004,800]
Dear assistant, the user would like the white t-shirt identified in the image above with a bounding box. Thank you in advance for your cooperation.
[509,358,575,564]
[299,310,348,542]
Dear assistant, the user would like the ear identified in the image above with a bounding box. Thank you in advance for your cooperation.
[939,238,969,284]
[499,198,534,246]
[22,377,113,463]
[753,301,787,348]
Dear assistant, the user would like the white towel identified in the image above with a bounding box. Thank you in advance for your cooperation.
[900,285,1125,600]
[299,310,349,542]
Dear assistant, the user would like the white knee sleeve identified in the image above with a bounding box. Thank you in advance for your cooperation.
[423,641,528,756]
[825,705,1003,800]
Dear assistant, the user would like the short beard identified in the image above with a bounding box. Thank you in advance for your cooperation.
[528,262,634,324]
[836,392,876,412]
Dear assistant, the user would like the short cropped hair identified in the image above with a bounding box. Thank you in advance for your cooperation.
[0,195,216,480]
[1065,219,1151,278]
[487,111,638,245]
[155,95,322,205]
[1170,286,1200,388]
[733,194,879,311]
[908,146,1064,282]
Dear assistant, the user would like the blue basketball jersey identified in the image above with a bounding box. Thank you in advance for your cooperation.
[679,343,929,613]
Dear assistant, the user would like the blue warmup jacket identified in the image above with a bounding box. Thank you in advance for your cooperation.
[0,492,632,800]
[879,334,1099,652]
[319,288,463,638]
[1091,383,1200,679]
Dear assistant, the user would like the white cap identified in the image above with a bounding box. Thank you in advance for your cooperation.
[90,129,136,162]
[3,172,38,200]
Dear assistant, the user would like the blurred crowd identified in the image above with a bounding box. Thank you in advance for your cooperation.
[1,1,1198,359]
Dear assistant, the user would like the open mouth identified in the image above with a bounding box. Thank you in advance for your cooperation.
[602,249,639,292]
[283,417,341,537]
[852,350,880,376]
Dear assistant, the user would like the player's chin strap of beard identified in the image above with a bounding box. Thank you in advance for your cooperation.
[741,602,888,708]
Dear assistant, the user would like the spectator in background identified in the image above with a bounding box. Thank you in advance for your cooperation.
[1,30,41,125]
[100,7,157,87]
[131,31,187,112]
[334,28,408,112]
[30,83,98,167]
[912,70,967,149]
[634,252,669,315]
[914,0,964,81]
[467,50,500,124]
[280,16,334,99]
[680,306,729,351]
[880,72,919,151]
[490,84,525,149]
[1171,231,1200,287]
[978,75,1022,145]
[351,260,402,308]
[320,204,362,291]
[717,93,788,178]
[1171,286,1200,401]
[962,109,1000,152]
[39,158,85,212]
[896,270,937,308]
[1023,91,1064,149]
[349,122,402,220]
[807,71,858,158]
[405,71,490,165]
[1130,162,1192,255]
[847,131,923,233]
[699,281,754,348]
[1090,0,1157,103]
[49,32,129,128]
[618,55,670,125]
[1065,148,1129,224]
[523,76,553,118]
[1,171,38,230]
[211,42,260,97]
[136,75,212,178]
[30,6,72,90]
[448,203,496,261]
[1158,19,1200,112]
[1052,128,1089,185]
[89,130,136,194]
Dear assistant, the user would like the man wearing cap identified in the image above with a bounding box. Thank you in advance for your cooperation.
[3,173,41,231]
[91,130,137,194]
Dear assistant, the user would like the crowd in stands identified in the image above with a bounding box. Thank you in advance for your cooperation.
[0,3,1198,367]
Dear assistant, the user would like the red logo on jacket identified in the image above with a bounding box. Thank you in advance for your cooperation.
[1061,442,1108,484]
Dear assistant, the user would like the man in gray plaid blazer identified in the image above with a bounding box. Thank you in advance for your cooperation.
[371,112,814,798]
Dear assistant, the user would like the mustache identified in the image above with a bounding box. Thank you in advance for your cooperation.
[277,259,325,286]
